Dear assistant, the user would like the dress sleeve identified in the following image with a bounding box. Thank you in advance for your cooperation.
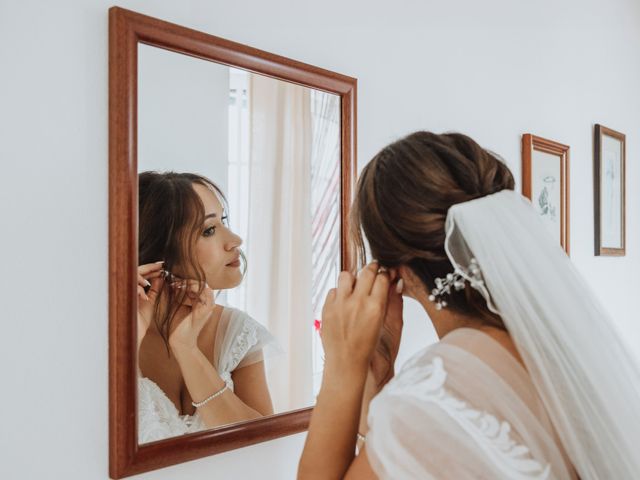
[236,314,278,369]
[367,387,490,480]
[366,353,557,480]
[215,308,280,376]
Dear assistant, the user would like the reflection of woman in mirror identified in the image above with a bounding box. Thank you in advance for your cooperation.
[298,132,640,478]
[136,171,275,443]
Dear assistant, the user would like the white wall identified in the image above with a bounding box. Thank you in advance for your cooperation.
[1,0,639,479]
[138,43,229,192]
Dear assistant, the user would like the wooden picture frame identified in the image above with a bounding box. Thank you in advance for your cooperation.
[594,124,626,256]
[109,7,357,478]
[522,134,570,254]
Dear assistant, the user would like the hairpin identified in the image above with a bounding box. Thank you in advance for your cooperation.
[428,258,484,310]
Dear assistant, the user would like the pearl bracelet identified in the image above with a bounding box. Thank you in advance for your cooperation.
[191,384,229,408]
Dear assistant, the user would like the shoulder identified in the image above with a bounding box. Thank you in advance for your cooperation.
[221,306,257,332]
[216,307,267,369]
[221,306,270,340]
[221,306,259,327]
[372,348,447,407]
[367,340,554,479]
[374,330,498,404]
[369,336,479,421]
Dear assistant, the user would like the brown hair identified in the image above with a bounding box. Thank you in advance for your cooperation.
[138,171,245,354]
[351,131,514,329]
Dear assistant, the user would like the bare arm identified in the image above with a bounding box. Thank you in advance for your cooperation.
[298,359,367,479]
[173,345,265,428]
[298,264,390,480]
[232,359,274,416]
[136,262,165,357]
[168,282,272,427]
[357,370,379,440]
[344,448,378,479]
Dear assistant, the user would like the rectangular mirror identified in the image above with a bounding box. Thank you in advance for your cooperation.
[109,7,356,478]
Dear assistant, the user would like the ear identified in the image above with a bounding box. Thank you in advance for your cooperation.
[397,265,424,299]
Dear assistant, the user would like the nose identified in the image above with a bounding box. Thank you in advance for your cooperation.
[225,228,243,251]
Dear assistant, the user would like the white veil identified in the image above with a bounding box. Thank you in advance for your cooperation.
[444,189,640,479]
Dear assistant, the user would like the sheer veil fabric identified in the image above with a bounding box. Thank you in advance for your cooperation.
[368,190,640,479]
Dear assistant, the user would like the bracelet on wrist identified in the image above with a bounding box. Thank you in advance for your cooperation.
[191,383,229,408]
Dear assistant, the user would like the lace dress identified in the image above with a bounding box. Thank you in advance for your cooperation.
[138,307,276,444]
[366,328,578,480]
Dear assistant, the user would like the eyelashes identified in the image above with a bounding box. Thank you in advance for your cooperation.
[202,215,229,237]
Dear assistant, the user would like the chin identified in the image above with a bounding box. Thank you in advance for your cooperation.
[209,271,243,290]
[227,275,243,289]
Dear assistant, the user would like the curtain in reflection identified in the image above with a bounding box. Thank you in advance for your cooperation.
[309,91,341,395]
[244,74,314,411]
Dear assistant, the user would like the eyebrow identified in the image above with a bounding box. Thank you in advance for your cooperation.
[203,212,226,222]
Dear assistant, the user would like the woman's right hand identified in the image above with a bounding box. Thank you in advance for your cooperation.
[137,261,165,350]
[320,262,390,371]
[167,280,216,355]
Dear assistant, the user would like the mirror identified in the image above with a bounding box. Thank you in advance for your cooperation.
[137,43,341,442]
[109,7,356,478]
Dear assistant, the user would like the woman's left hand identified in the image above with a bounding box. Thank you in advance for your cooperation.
[168,281,215,353]
[320,262,390,370]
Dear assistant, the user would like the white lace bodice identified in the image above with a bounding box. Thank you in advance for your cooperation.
[138,307,275,444]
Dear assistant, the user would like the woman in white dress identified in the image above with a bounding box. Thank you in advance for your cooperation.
[298,132,640,479]
[136,171,276,443]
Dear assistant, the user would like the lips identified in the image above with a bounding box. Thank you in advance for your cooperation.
[226,256,241,267]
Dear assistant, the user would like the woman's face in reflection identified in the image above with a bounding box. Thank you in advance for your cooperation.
[191,182,243,290]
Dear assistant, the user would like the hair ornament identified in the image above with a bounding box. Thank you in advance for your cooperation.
[428,258,485,310]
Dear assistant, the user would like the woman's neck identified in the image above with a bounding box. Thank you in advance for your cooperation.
[412,287,526,367]
[412,287,483,337]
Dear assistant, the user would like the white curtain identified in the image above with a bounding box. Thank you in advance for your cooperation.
[309,90,341,395]
[244,73,314,411]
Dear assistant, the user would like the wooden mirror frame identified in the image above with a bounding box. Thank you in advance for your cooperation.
[109,7,357,478]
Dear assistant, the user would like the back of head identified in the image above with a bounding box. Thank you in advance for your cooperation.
[351,131,515,328]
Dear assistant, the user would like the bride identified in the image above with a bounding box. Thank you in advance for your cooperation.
[298,132,640,479]
[136,171,277,443]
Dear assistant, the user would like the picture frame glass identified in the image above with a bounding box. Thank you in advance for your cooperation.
[531,149,562,243]
[600,134,623,249]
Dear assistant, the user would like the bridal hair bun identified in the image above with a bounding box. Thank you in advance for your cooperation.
[351,131,514,329]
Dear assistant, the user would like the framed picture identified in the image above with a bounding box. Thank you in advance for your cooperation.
[594,124,626,256]
[522,134,570,254]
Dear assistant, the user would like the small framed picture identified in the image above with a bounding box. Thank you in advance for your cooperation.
[594,124,626,256]
[522,134,570,254]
